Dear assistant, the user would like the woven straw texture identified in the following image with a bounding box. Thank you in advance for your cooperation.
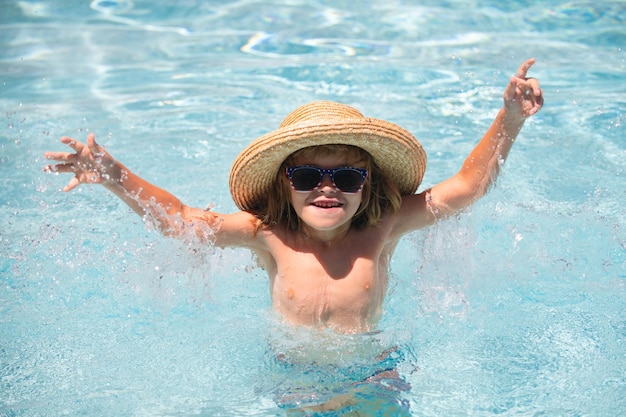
[229,101,427,212]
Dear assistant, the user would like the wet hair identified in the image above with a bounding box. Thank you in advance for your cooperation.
[259,144,402,231]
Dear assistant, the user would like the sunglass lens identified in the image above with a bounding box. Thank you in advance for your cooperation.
[334,169,364,192]
[290,167,321,191]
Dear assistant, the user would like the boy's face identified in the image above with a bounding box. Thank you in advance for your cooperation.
[288,153,365,237]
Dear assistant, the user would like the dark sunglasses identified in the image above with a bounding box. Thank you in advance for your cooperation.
[285,165,368,193]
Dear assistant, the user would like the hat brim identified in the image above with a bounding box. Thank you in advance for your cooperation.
[229,114,426,212]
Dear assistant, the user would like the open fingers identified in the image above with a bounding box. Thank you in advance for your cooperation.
[42,161,81,192]
[60,136,85,153]
[44,133,98,166]
[43,133,104,192]
[44,162,76,174]
[44,150,76,162]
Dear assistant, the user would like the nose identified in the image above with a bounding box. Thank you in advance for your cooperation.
[318,172,337,192]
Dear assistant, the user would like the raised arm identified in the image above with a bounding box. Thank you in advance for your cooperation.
[430,59,542,212]
[392,59,543,235]
[43,133,260,246]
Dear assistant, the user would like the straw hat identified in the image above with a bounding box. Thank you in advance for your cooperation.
[229,100,427,212]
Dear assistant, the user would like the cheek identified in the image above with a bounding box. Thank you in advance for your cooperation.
[289,190,307,210]
[345,193,364,213]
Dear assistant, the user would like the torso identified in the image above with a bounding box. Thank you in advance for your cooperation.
[254,220,398,334]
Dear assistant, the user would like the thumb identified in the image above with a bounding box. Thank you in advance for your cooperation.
[63,176,81,192]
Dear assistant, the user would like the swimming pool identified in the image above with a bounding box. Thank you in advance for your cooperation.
[1,0,624,415]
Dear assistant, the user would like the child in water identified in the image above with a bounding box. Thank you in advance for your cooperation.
[44,59,543,335]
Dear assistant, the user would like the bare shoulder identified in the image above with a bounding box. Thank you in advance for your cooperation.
[207,210,266,249]
[387,190,437,238]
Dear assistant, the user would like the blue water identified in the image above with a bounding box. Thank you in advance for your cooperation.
[1,0,625,415]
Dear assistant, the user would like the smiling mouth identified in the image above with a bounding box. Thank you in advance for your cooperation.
[312,201,343,209]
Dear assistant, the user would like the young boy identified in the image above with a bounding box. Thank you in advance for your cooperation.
[44,59,543,335]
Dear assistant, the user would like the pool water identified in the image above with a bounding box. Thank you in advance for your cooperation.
[1,0,625,415]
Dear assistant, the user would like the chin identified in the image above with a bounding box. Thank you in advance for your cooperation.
[302,217,346,229]
[301,209,353,227]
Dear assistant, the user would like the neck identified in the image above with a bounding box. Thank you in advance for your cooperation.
[300,222,352,245]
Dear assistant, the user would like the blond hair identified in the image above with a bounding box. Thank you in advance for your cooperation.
[257,145,402,231]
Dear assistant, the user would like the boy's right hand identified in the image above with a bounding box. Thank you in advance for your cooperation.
[44,133,122,192]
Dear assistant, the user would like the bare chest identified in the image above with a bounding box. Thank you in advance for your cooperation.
[260,231,393,331]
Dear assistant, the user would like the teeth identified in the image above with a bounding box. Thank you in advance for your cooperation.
[314,202,340,208]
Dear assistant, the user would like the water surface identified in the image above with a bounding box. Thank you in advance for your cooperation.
[1,0,625,415]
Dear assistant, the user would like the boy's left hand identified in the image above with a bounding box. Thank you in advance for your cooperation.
[504,58,544,119]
